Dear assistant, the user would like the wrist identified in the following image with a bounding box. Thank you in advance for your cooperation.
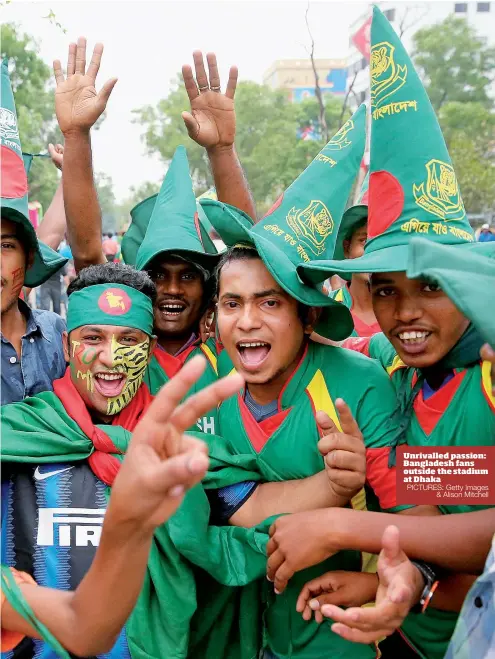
[206,143,236,158]
[62,129,92,143]
[321,507,349,554]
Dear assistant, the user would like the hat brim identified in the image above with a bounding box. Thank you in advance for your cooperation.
[138,248,222,275]
[298,240,488,287]
[333,205,368,262]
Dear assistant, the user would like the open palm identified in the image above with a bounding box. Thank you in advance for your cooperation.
[182,51,237,150]
[53,38,117,135]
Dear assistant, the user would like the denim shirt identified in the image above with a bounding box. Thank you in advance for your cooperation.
[445,534,495,659]
[1,299,66,405]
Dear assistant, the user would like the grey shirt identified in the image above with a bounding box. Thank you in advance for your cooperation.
[1,299,66,405]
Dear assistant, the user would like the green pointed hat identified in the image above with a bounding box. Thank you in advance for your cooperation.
[130,146,220,274]
[1,59,66,287]
[200,104,368,340]
[407,238,495,346]
[298,6,476,287]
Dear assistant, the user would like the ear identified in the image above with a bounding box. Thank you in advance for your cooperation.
[343,239,351,259]
[304,307,321,335]
[148,336,158,363]
[63,331,70,363]
[25,248,35,271]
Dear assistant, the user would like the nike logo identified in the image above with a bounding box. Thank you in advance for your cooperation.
[34,467,74,481]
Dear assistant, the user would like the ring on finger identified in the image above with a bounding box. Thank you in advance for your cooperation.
[199,85,210,92]
[211,85,221,92]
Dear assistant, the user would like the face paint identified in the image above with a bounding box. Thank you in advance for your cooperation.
[76,369,95,393]
[71,340,81,358]
[106,335,151,415]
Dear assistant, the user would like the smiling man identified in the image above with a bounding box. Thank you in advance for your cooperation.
[198,108,438,659]
[296,8,495,659]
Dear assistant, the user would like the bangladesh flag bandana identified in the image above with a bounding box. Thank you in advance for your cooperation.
[67,284,154,336]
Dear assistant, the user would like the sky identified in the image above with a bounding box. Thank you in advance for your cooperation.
[3,0,373,202]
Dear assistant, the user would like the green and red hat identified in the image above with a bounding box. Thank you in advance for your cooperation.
[298,6,477,287]
[407,238,495,347]
[1,58,66,287]
[200,104,368,340]
[122,146,221,273]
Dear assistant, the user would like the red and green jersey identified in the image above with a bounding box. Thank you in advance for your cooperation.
[330,286,381,337]
[145,337,219,434]
[217,341,407,658]
[343,332,495,659]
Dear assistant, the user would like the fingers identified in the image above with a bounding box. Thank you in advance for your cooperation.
[225,65,238,99]
[315,410,338,437]
[331,622,391,645]
[182,111,199,139]
[296,579,326,613]
[53,59,65,85]
[335,399,362,438]
[86,42,104,80]
[266,547,285,583]
[273,561,295,595]
[170,371,244,435]
[158,449,209,497]
[75,36,87,75]
[66,42,76,77]
[97,77,118,107]
[322,599,402,629]
[206,52,220,91]
[193,50,209,91]
[481,343,495,363]
[182,64,199,101]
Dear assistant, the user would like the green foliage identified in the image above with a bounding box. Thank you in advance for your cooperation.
[413,16,495,110]
[133,79,350,214]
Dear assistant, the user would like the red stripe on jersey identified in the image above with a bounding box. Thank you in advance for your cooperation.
[342,336,371,357]
[413,370,467,436]
[238,393,291,453]
[366,446,398,510]
[153,344,196,378]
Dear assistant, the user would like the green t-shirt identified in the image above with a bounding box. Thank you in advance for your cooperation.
[216,341,406,658]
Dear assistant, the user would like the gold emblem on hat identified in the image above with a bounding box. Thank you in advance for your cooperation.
[287,200,334,256]
[371,42,407,110]
[413,159,466,221]
[326,118,354,151]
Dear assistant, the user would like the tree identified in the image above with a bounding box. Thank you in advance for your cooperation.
[133,77,349,214]
[438,102,495,214]
[413,16,495,111]
[95,172,118,233]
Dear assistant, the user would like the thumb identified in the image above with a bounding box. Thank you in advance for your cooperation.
[380,525,402,566]
[335,399,362,439]
[182,111,199,138]
[315,410,338,435]
[97,77,118,107]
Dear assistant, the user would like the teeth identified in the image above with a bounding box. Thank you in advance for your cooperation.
[238,342,269,348]
[398,331,429,342]
[96,373,123,381]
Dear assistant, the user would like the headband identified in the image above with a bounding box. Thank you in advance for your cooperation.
[67,284,154,335]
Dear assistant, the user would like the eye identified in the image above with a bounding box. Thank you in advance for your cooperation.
[181,272,198,281]
[263,299,279,308]
[224,300,239,310]
[150,271,166,282]
[374,287,395,298]
[1,241,16,250]
[119,336,138,345]
[82,335,101,343]
[423,282,442,293]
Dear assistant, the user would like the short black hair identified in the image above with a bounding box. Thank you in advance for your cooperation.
[67,262,156,303]
[106,232,113,239]
[215,246,312,325]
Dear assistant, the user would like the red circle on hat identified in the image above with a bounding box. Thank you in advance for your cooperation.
[1,146,28,199]
[98,288,132,316]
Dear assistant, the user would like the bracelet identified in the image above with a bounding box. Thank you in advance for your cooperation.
[421,580,440,614]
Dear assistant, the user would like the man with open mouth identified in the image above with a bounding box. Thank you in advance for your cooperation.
[293,8,495,659]
[199,103,439,659]
[52,40,255,436]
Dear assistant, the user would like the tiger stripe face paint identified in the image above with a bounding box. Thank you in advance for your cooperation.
[106,334,150,415]
[67,324,152,421]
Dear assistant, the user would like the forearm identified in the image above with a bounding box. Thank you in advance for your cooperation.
[431,573,477,612]
[327,508,494,572]
[36,180,66,250]
[230,471,347,527]
[13,521,153,656]
[207,145,256,220]
[62,132,106,271]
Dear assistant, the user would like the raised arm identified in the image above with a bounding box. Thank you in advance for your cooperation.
[182,51,256,220]
[53,38,117,272]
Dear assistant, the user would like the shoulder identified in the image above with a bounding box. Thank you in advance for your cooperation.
[31,309,66,337]
[313,342,389,381]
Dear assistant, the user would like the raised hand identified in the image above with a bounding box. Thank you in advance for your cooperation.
[107,355,244,532]
[48,143,64,170]
[53,37,117,136]
[296,571,379,623]
[320,526,424,644]
[181,51,237,151]
[317,399,366,501]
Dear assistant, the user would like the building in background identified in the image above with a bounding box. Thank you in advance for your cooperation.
[263,58,348,103]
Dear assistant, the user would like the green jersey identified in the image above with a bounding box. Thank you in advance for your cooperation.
[216,341,407,658]
[344,332,495,659]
